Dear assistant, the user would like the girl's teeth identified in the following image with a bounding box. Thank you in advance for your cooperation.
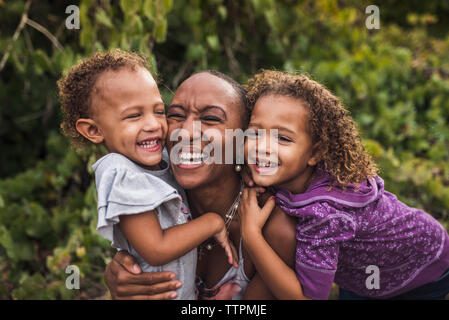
[139,140,158,148]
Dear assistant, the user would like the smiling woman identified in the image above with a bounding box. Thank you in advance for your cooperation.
[103,70,299,300]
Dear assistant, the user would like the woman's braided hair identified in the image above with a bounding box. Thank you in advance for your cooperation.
[246,70,378,187]
[57,49,151,148]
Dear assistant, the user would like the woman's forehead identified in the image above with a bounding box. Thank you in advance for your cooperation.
[173,73,237,107]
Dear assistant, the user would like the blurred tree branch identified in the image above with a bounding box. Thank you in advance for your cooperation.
[0,0,63,72]
[0,0,31,72]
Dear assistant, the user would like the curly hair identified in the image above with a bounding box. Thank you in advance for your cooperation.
[245,70,378,187]
[57,49,151,148]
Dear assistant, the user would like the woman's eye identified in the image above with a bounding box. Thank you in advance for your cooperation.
[167,113,185,119]
[202,116,221,122]
[155,110,166,115]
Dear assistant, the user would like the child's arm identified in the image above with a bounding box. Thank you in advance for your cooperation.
[119,210,238,267]
[240,188,311,300]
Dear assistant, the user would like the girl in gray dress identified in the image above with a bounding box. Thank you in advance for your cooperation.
[57,49,237,299]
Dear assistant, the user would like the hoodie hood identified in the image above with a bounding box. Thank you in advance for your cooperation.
[271,166,384,211]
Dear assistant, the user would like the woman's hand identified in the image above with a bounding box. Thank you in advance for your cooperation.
[104,250,183,300]
[239,188,276,238]
[213,226,239,268]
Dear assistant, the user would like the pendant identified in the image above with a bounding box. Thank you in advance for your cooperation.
[206,243,213,250]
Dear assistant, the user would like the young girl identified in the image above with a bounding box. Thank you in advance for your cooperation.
[57,49,237,300]
[240,70,449,300]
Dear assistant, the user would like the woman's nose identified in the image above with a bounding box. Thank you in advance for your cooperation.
[181,117,202,142]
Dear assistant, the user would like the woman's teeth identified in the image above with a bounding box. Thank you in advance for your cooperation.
[179,152,205,165]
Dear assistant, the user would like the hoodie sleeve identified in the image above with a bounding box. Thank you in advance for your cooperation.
[294,203,357,300]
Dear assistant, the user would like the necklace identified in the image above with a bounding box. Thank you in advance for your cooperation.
[198,179,244,257]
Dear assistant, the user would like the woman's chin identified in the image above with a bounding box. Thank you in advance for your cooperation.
[170,163,210,189]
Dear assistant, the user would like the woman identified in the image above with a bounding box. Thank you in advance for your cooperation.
[103,70,297,299]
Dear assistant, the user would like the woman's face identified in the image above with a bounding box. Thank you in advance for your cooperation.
[166,73,244,190]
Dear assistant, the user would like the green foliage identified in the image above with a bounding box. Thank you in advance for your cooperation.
[0,0,448,299]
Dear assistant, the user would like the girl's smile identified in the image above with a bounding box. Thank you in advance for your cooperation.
[245,94,320,194]
[85,66,168,170]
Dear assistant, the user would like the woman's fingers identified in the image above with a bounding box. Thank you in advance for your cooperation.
[106,251,181,300]
[115,278,182,298]
[116,291,179,300]
[114,250,141,274]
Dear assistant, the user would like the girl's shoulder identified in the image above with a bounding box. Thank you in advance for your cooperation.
[92,152,141,173]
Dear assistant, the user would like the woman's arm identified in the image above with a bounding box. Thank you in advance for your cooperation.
[120,210,237,267]
[104,250,182,300]
[240,188,311,300]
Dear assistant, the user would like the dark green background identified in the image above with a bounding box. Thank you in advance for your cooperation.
[0,0,448,299]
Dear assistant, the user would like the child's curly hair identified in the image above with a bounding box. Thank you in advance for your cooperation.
[245,70,378,187]
[57,49,151,148]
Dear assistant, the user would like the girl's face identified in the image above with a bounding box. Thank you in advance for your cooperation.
[166,73,244,190]
[90,67,167,169]
[245,94,319,194]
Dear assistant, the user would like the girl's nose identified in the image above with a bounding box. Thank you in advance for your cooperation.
[142,115,161,132]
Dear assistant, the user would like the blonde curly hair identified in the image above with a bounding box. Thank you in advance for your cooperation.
[245,70,378,187]
[57,49,151,148]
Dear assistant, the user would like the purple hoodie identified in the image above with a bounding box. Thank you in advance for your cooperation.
[272,167,449,300]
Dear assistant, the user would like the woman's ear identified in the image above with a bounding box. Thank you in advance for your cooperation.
[307,142,321,166]
[75,118,104,144]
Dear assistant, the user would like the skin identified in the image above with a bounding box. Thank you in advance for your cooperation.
[76,67,239,296]
[103,73,298,300]
[76,67,167,170]
[245,94,320,194]
[241,94,321,299]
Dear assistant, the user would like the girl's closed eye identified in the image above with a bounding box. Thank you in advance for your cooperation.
[154,108,166,116]
[124,113,141,120]
[278,135,293,143]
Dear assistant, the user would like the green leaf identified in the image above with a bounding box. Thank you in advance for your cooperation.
[33,49,52,74]
[162,0,173,14]
[120,0,140,16]
[143,0,156,20]
[206,35,220,51]
[95,9,114,28]
[218,5,227,20]
[155,18,167,43]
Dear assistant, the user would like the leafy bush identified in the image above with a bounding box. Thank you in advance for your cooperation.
[0,0,448,299]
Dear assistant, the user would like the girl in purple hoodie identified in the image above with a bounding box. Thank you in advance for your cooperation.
[240,70,449,300]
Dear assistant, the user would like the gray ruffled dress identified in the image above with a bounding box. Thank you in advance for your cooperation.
[92,152,197,300]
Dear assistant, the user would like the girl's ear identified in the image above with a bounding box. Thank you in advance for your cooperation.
[307,142,321,166]
[75,118,104,144]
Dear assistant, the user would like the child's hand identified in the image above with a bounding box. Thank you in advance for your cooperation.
[239,188,276,236]
[214,227,239,268]
[240,165,266,194]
